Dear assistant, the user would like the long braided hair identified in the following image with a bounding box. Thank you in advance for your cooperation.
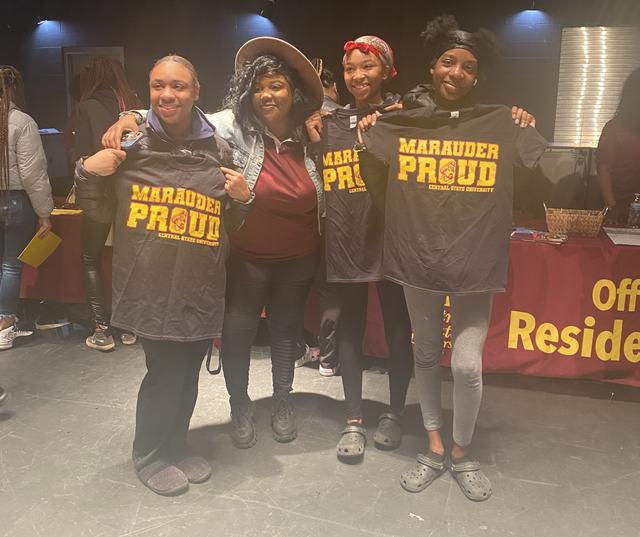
[0,66,26,192]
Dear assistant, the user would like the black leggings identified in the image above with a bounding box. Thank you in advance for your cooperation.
[221,252,319,406]
[81,217,111,326]
[338,280,413,419]
[132,338,209,470]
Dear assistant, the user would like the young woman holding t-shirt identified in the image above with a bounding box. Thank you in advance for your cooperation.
[306,36,414,462]
[103,38,325,451]
[358,15,546,501]
[77,55,252,497]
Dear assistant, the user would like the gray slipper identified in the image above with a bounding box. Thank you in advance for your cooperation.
[175,454,211,484]
[135,459,189,496]
[400,452,446,493]
[374,412,402,450]
[337,425,367,462]
[450,458,492,501]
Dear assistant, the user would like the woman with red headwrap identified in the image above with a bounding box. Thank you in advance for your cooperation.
[306,36,413,462]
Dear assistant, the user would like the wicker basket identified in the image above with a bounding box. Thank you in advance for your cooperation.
[544,205,607,237]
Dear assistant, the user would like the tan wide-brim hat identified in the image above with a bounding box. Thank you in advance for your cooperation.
[235,36,324,108]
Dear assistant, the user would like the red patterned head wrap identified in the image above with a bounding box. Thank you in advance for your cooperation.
[343,35,397,78]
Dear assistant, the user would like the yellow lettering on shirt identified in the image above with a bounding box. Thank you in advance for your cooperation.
[394,137,502,193]
[126,184,222,246]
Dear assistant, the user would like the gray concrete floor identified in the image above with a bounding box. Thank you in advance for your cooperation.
[1,332,639,537]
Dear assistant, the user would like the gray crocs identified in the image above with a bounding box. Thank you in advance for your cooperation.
[450,458,492,501]
[337,425,367,461]
[400,452,446,493]
[374,412,402,450]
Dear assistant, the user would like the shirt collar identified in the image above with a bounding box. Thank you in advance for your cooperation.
[263,129,298,153]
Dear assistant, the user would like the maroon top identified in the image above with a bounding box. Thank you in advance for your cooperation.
[231,138,319,261]
[597,117,640,206]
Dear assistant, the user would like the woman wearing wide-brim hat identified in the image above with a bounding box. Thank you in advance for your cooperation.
[103,36,324,449]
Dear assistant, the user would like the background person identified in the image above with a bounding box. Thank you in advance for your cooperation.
[597,67,640,225]
[0,65,53,350]
[75,56,142,351]
[311,58,341,112]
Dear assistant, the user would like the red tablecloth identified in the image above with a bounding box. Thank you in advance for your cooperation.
[306,234,640,388]
[24,215,640,387]
[20,213,112,304]
[481,236,640,387]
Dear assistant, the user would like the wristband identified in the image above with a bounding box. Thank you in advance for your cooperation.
[353,141,367,153]
[118,110,144,125]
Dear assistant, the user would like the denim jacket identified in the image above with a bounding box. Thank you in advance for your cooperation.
[130,108,325,230]
[207,109,325,230]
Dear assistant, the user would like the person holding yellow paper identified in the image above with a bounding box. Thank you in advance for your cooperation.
[0,66,53,350]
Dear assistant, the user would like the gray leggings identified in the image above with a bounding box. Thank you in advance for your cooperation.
[403,287,493,448]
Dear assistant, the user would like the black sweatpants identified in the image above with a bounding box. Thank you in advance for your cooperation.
[221,252,319,406]
[132,338,210,470]
[338,280,413,419]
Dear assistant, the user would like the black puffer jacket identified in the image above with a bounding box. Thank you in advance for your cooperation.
[401,84,438,112]
[74,88,121,222]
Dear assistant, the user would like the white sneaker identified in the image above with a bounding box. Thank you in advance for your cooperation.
[319,363,339,377]
[294,345,320,368]
[0,324,18,350]
[16,328,34,337]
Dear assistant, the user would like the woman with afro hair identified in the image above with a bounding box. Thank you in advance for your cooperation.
[357,15,546,501]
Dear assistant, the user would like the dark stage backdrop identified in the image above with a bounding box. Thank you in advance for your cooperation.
[1,0,639,141]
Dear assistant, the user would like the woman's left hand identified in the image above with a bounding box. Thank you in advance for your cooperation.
[512,106,536,129]
[221,167,252,202]
[38,217,52,238]
[305,111,324,143]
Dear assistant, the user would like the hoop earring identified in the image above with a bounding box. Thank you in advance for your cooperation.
[473,79,478,87]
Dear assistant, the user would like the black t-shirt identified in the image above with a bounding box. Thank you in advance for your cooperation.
[110,127,232,341]
[321,108,384,282]
[364,104,547,294]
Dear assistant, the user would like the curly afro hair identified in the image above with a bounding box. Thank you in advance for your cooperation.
[221,55,315,141]
[420,14,500,73]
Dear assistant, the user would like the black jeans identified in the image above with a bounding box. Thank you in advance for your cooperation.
[221,251,319,406]
[81,217,111,326]
[338,280,413,419]
[132,338,209,470]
